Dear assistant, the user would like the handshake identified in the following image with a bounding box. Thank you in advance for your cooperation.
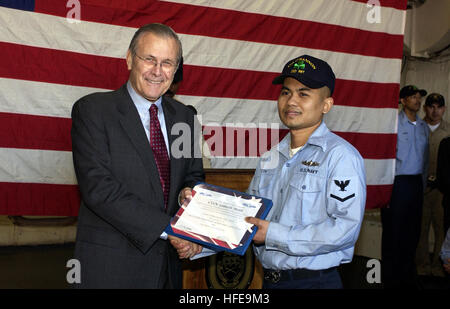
[168,187,203,259]
[168,235,203,259]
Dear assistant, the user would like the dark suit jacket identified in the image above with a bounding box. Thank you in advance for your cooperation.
[71,84,204,288]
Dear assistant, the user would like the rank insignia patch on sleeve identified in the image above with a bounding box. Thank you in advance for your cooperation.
[330,178,356,202]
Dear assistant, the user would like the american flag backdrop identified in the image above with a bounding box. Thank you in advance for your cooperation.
[0,0,406,216]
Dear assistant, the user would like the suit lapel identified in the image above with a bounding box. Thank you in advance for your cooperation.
[115,85,165,209]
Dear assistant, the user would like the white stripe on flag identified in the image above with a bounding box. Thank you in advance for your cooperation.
[0,78,105,118]
[0,147,391,186]
[0,7,133,58]
[184,95,398,134]
[0,148,77,185]
[365,158,395,185]
[0,78,398,135]
[324,106,398,134]
[210,156,394,186]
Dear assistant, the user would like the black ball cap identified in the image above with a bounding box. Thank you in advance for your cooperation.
[425,93,445,107]
[399,85,427,99]
[272,55,336,95]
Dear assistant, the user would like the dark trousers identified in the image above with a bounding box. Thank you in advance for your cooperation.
[381,175,423,288]
[263,268,343,289]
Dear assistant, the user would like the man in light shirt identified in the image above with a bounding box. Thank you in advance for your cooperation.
[245,55,366,289]
[381,85,429,289]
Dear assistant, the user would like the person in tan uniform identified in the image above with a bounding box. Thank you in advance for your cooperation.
[416,93,450,277]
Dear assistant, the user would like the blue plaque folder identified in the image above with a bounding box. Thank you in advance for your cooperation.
[165,182,272,256]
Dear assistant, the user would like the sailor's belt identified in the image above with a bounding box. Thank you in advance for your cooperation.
[263,267,337,284]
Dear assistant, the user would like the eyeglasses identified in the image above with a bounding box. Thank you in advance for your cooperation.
[134,54,178,73]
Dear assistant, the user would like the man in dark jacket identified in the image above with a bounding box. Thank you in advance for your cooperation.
[71,23,204,288]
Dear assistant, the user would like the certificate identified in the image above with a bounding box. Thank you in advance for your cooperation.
[165,182,272,256]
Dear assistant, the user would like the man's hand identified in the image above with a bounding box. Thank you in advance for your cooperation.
[179,187,193,206]
[168,235,202,259]
[245,217,269,245]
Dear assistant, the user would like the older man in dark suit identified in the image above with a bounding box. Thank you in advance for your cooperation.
[71,23,204,288]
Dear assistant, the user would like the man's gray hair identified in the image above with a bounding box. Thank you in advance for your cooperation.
[128,23,183,65]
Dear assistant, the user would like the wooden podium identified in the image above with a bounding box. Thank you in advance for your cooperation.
[181,169,263,289]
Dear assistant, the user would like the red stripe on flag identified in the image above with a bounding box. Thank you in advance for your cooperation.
[203,126,286,158]
[366,184,392,209]
[180,66,400,108]
[0,182,80,216]
[0,113,395,159]
[204,126,396,159]
[0,112,72,151]
[0,42,128,90]
[0,42,399,109]
[333,80,399,109]
[334,131,397,159]
[35,0,404,59]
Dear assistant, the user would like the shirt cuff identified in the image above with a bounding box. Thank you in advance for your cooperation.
[190,247,217,260]
[178,190,183,207]
[265,222,290,252]
[160,231,168,240]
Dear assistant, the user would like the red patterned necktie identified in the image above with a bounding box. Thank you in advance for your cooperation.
[149,104,170,210]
